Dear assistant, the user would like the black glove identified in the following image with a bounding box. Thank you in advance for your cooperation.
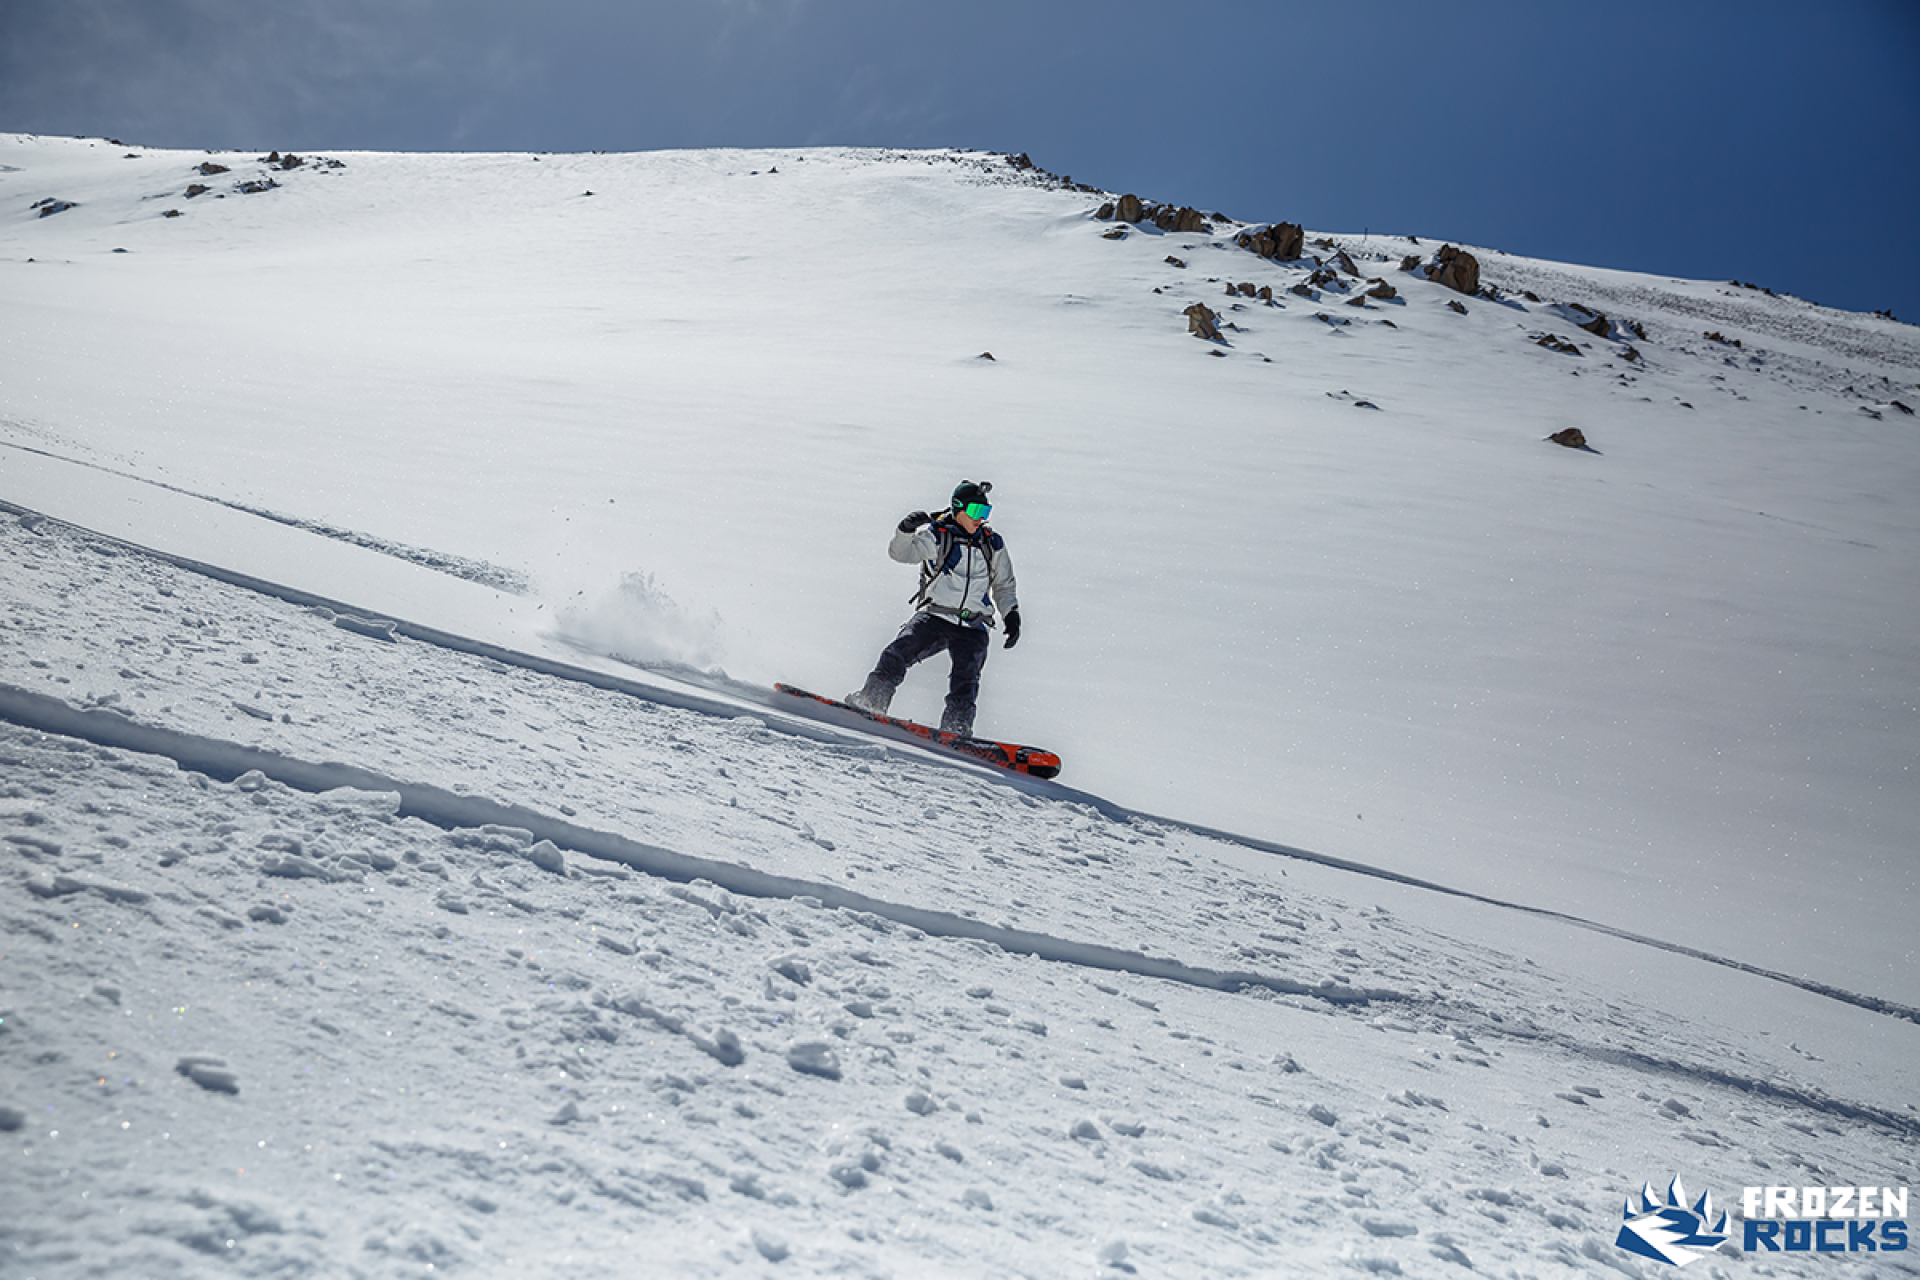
[898,510,932,533]
[1002,608,1021,649]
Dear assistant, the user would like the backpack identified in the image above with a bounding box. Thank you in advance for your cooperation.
[909,516,1001,628]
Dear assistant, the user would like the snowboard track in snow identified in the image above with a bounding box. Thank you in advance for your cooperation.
[9,683,1919,1145]
[7,494,1918,1034]
[0,682,1402,1011]
[1510,1033,1920,1140]
[0,439,532,593]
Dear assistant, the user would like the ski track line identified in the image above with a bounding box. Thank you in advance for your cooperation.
[0,438,528,592]
[0,682,1401,1009]
[17,687,1920,1148]
[6,494,1918,1030]
[1478,1026,1920,1142]
[10,700,1920,1155]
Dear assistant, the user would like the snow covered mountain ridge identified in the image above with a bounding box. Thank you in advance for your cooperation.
[23,137,1916,379]
[3,135,1917,1276]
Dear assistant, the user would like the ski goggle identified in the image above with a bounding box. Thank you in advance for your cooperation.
[959,501,992,520]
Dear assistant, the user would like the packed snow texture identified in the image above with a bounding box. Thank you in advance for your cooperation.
[4,513,1915,1277]
[2,136,1917,1277]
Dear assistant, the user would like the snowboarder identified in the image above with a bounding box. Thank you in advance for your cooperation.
[847,480,1021,738]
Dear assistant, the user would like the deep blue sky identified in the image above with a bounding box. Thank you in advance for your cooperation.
[5,0,1918,323]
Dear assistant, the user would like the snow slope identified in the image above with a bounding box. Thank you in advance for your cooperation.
[4,493,1916,1279]
[2,135,1917,1276]
[4,136,1916,1006]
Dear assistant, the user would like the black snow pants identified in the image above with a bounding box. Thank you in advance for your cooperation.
[868,612,990,737]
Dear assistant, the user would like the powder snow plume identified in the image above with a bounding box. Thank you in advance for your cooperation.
[554,571,726,673]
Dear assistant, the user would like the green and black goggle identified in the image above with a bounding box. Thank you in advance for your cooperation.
[957,500,991,520]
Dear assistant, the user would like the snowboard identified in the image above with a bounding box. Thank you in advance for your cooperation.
[775,684,1061,779]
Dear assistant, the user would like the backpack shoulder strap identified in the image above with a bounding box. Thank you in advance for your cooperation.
[909,520,1002,621]
[909,519,957,606]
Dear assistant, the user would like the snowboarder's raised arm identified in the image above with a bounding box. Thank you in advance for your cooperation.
[889,511,939,564]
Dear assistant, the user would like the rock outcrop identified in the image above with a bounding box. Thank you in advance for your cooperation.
[1235,222,1305,262]
[1184,303,1223,341]
[1568,306,1611,338]
[1428,245,1480,295]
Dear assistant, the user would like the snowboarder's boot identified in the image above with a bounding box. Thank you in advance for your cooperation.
[845,676,896,716]
[939,705,975,739]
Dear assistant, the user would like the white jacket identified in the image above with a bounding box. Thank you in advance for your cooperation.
[890,516,1018,629]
